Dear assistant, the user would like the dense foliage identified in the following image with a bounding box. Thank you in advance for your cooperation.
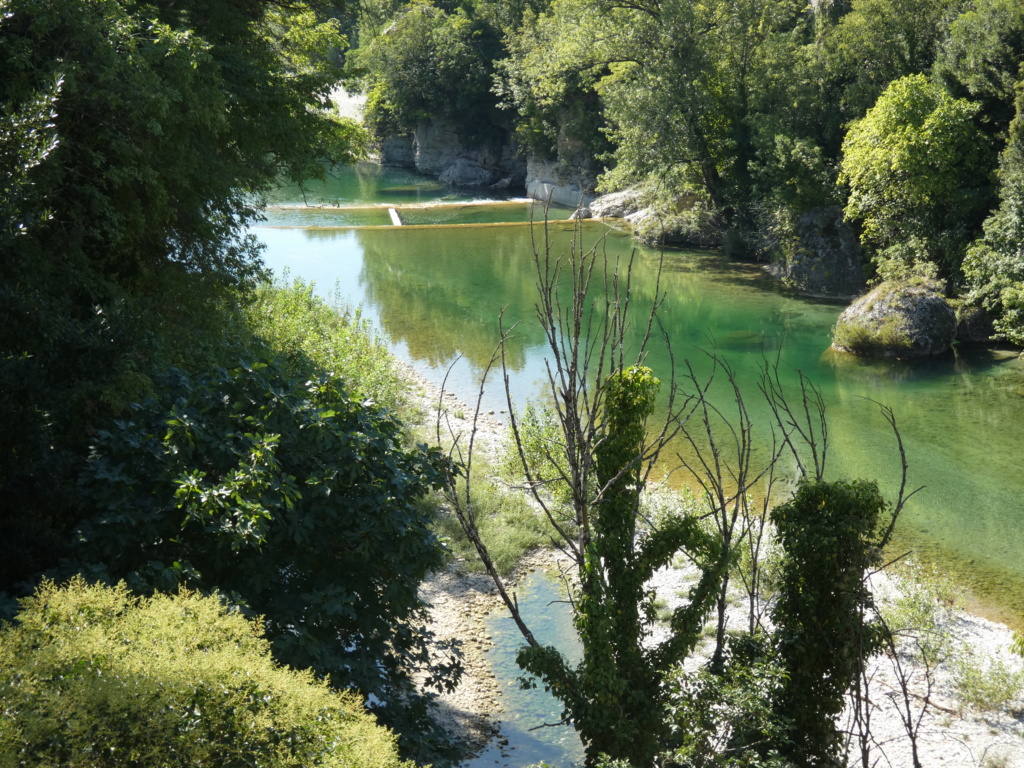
[0,0,364,588]
[770,480,887,766]
[1,2,464,762]
[76,360,455,712]
[0,578,412,768]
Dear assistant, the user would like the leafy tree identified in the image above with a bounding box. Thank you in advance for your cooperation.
[0,577,411,768]
[963,79,1024,343]
[935,0,1024,140]
[75,361,459,719]
[839,73,994,283]
[0,0,364,592]
[494,3,609,162]
[595,0,810,230]
[822,0,966,121]
[352,1,503,142]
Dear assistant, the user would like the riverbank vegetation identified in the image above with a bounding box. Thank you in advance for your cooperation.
[0,0,465,764]
[348,0,1024,344]
[4,0,1024,767]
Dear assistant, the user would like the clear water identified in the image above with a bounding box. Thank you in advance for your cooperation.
[254,165,1024,628]
[468,571,584,768]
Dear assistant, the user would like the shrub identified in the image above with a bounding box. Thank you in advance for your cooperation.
[76,360,456,707]
[0,578,411,768]
[953,650,1024,714]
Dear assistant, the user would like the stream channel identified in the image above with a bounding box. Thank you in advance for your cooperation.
[254,161,1024,758]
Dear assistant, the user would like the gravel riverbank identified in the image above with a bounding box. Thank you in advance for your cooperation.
[400,361,1024,767]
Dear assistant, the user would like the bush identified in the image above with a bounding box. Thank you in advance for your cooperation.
[953,650,1024,714]
[76,360,457,707]
[0,578,411,768]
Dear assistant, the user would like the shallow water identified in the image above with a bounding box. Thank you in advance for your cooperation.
[254,165,1024,628]
[465,571,583,768]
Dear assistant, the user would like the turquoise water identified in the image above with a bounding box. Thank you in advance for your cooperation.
[254,165,1024,627]
[468,571,583,768]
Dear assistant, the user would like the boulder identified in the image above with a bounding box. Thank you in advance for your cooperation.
[775,207,864,298]
[831,281,956,358]
[954,302,994,343]
[525,156,596,208]
[439,158,498,187]
[589,188,646,219]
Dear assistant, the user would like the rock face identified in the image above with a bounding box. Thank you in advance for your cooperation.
[775,207,864,298]
[525,156,596,208]
[954,303,994,343]
[831,281,956,358]
[372,119,524,189]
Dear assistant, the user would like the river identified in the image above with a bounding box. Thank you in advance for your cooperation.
[254,162,1024,629]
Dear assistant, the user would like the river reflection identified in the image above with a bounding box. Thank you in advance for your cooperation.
[254,168,1024,628]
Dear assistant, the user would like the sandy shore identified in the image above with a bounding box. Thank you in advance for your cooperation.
[401,361,1024,767]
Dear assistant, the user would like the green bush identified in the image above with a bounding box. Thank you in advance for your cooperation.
[0,577,410,768]
[953,650,1024,714]
[76,360,457,707]
[879,559,958,666]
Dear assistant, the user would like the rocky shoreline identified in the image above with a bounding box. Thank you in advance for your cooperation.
[400,361,1024,767]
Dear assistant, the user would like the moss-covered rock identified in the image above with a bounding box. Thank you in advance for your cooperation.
[831,281,956,358]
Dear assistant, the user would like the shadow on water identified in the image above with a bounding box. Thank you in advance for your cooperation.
[463,570,584,768]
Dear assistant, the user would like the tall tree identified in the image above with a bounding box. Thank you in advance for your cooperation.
[839,73,994,283]
[0,0,364,594]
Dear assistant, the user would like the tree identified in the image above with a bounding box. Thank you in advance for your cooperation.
[839,73,995,283]
[935,0,1024,141]
[351,1,504,143]
[963,79,1024,343]
[0,577,411,768]
[769,479,888,767]
[75,361,460,720]
[822,0,966,121]
[438,221,918,766]
[0,0,364,593]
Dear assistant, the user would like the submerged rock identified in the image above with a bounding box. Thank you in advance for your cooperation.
[831,281,956,358]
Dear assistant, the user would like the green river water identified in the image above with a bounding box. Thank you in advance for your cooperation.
[256,163,1024,629]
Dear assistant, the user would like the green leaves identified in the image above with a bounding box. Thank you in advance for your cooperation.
[769,479,888,766]
[0,578,414,768]
[840,73,995,281]
[77,360,457,704]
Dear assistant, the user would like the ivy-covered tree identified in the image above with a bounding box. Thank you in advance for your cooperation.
[769,479,888,767]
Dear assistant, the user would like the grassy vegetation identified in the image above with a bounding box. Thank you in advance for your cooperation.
[953,653,1024,715]
[244,275,407,414]
[832,313,913,355]
[432,467,549,579]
